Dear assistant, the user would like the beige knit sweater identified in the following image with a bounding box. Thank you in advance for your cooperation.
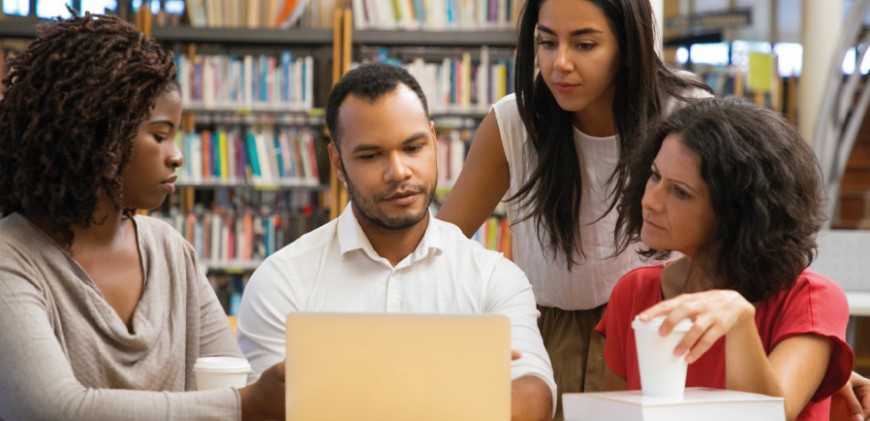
[0,213,245,420]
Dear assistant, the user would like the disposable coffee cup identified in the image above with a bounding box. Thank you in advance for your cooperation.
[194,357,251,390]
[632,315,693,398]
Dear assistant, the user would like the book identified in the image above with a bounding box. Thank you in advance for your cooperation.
[562,388,785,421]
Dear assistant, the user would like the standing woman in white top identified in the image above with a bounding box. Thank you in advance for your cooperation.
[437,0,710,418]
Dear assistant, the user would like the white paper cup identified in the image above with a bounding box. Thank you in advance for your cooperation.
[632,315,693,398]
[194,357,251,390]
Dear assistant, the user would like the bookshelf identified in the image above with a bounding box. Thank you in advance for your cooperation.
[152,26,332,45]
[0,2,518,312]
[0,20,38,38]
[353,30,516,47]
[144,10,337,314]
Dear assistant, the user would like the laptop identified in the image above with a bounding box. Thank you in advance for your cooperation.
[285,313,511,421]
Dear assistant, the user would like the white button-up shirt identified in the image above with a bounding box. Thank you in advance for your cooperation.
[237,205,555,399]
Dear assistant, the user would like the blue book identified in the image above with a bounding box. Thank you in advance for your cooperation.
[450,59,457,104]
[281,51,292,104]
[245,132,261,178]
[274,135,285,178]
[301,56,308,105]
[507,59,516,95]
[212,130,221,178]
[228,55,239,102]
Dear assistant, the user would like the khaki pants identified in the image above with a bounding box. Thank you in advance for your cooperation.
[537,304,608,421]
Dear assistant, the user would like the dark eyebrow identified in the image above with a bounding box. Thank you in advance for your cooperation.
[536,25,603,37]
[147,119,176,130]
[671,178,700,194]
[651,162,701,194]
[351,132,430,154]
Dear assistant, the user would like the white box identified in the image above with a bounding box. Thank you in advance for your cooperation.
[563,387,785,421]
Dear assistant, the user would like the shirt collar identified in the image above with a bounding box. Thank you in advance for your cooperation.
[336,203,445,265]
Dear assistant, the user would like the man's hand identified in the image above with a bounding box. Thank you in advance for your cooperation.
[239,361,285,421]
[832,371,870,421]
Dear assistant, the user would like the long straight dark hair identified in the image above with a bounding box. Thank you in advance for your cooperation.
[512,0,711,269]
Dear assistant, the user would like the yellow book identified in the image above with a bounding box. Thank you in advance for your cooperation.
[497,64,507,101]
[219,130,229,181]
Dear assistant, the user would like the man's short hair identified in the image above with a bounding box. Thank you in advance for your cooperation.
[325,63,429,147]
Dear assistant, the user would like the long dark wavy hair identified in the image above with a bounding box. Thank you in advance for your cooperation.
[513,0,711,269]
[614,98,825,302]
[0,12,176,245]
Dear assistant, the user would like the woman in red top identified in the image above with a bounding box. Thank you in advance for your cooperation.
[597,97,853,421]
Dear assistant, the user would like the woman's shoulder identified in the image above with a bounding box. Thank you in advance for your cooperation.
[758,268,849,328]
[612,264,666,298]
[491,93,522,126]
[0,213,55,254]
[491,92,519,112]
[792,268,848,304]
[132,215,191,253]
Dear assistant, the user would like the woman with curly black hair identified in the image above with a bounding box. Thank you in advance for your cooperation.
[0,13,283,420]
[597,98,853,421]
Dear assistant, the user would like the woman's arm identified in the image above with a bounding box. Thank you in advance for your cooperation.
[0,271,241,420]
[761,333,833,420]
[436,111,511,237]
[641,290,833,421]
[190,243,286,421]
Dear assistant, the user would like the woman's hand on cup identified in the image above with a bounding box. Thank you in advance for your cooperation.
[638,290,755,364]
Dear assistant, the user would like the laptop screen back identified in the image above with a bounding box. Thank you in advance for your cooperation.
[285,313,511,421]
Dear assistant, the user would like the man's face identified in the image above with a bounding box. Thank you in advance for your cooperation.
[329,84,437,231]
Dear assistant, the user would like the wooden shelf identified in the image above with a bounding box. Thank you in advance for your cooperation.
[151,26,333,45]
[201,260,263,273]
[0,21,335,45]
[177,180,328,190]
[353,29,516,47]
[0,20,38,39]
[0,23,515,48]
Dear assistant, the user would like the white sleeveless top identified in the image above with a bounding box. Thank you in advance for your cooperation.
[492,88,711,309]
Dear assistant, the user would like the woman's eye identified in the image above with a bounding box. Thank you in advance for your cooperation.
[536,39,556,48]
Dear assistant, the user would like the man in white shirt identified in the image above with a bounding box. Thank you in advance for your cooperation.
[237,63,555,420]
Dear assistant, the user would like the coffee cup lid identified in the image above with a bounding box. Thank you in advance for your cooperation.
[631,315,693,332]
[194,357,252,373]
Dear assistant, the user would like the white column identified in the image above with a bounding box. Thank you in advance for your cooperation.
[799,0,843,145]
[651,0,664,57]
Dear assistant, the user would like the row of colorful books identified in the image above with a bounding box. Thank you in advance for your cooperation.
[175,53,314,112]
[352,0,522,31]
[357,46,514,114]
[472,216,512,258]
[176,126,321,187]
[436,128,472,188]
[185,0,310,29]
[405,48,514,114]
[151,206,329,266]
